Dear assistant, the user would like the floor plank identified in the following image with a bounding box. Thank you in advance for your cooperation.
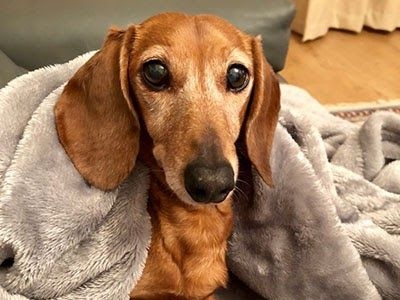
[280,29,400,104]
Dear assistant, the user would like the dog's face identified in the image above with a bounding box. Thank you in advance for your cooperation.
[55,13,280,206]
[131,15,254,204]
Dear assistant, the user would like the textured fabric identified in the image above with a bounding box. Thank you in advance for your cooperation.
[229,85,400,299]
[292,0,400,41]
[0,53,151,300]
[1,54,400,299]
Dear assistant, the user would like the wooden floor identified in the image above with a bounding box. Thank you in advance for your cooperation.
[280,29,400,104]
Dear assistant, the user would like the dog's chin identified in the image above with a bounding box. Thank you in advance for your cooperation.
[178,193,232,207]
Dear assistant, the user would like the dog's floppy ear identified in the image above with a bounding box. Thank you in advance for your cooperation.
[244,37,280,187]
[55,26,139,191]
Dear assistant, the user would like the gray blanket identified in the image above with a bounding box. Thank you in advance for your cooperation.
[0,53,399,299]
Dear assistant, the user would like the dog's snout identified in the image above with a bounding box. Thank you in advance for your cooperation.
[184,161,234,204]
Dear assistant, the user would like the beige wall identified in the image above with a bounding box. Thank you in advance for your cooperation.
[292,0,400,41]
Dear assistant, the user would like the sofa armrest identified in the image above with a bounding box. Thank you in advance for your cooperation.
[0,50,27,88]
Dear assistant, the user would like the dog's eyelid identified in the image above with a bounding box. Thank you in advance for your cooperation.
[228,60,250,69]
[142,56,167,64]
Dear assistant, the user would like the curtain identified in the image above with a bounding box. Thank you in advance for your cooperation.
[292,0,400,41]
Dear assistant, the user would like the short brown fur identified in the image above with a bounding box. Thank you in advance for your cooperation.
[55,13,280,300]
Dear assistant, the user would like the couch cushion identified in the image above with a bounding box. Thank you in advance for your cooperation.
[0,50,27,88]
[0,0,294,72]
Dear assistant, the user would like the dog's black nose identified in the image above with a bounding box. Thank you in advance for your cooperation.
[184,161,235,203]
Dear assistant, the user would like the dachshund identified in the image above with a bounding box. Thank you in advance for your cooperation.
[54,12,280,300]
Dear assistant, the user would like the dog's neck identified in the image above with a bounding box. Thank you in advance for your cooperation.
[131,135,255,298]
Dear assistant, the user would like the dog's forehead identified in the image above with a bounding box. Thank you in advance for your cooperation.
[135,13,252,59]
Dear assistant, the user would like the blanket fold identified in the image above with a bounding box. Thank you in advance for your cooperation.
[1,53,399,299]
[0,54,151,300]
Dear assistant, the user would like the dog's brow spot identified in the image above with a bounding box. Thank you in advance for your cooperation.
[228,48,252,69]
[140,46,168,62]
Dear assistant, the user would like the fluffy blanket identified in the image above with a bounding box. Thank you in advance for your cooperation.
[0,53,399,300]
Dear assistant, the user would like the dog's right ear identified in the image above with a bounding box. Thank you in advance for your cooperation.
[55,26,140,191]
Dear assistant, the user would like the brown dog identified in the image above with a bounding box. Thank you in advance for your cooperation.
[54,12,280,300]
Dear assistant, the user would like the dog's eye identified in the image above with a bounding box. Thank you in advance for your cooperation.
[142,60,169,90]
[227,64,249,92]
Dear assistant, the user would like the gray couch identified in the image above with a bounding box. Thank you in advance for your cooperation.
[0,0,295,87]
[0,1,295,299]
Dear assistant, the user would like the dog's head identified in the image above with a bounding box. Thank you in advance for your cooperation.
[55,13,280,205]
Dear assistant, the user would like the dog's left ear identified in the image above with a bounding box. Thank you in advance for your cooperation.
[243,37,280,187]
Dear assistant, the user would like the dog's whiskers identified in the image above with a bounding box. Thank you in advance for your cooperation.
[233,185,248,202]
[236,178,251,188]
